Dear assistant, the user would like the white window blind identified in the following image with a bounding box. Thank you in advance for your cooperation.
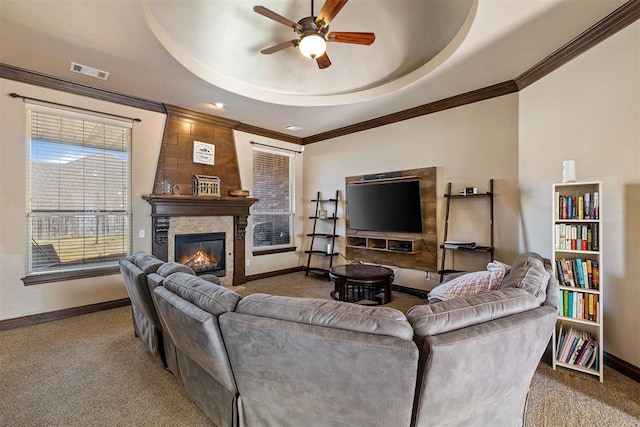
[25,103,132,277]
[252,148,295,248]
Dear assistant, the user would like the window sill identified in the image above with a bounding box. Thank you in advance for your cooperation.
[22,265,120,286]
[252,246,297,256]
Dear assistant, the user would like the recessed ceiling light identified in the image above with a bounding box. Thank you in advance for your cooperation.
[212,102,226,109]
[70,62,109,80]
[283,124,303,131]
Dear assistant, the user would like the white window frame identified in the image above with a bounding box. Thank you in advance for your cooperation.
[24,102,132,283]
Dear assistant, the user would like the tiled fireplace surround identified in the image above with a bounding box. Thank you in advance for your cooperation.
[143,106,258,286]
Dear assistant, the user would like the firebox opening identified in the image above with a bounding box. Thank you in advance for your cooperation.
[175,232,226,277]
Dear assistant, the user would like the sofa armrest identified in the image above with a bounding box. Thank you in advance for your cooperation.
[412,306,557,426]
[407,288,539,337]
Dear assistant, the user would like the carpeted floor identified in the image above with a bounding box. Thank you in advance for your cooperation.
[1,272,638,426]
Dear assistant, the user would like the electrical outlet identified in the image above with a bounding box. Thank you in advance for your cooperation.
[139,230,145,238]
[246,259,250,266]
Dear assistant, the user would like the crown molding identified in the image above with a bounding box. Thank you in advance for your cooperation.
[302,81,519,144]
[164,104,240,128]
[515,0,640,90]
[0,63,167,113]
[234,123,303,144]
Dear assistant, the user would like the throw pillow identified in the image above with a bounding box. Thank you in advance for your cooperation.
[488,260,511,274]
[428,263,506,302]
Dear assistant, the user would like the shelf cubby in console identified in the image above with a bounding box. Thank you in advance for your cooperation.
[346,236,422,254]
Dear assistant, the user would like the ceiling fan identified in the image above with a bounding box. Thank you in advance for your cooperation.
[254,0,375,69]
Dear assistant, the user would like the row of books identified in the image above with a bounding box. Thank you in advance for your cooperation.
[556,192,599,220]
[555,258,600,289]
[559,290,599,322]
[554,223,599,252]
[556,325,599,370]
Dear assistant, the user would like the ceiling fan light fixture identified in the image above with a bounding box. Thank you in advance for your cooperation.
[299,33,326,59]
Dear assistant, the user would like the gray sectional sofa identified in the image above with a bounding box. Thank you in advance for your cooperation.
[119,252,165,364]
[121,252,558,427]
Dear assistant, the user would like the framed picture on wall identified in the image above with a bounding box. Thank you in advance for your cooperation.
[193,141,215,165]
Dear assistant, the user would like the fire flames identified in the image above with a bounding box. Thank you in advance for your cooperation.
[183,248,218,273]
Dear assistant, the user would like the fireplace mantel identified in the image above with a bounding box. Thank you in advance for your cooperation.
[143,194,257,285]
[143,194,258,217]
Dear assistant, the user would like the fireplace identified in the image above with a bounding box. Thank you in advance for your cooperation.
[175,232,226,277]
[143,194,256,285]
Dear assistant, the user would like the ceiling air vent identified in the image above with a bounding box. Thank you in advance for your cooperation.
[70,62,110,80]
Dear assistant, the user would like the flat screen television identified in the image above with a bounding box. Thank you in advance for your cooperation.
[346,179,423,233]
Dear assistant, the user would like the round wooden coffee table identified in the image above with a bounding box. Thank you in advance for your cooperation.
[329,264,394,305]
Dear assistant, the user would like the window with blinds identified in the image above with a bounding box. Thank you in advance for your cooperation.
[252,148,294,249]
[25,104,132,279]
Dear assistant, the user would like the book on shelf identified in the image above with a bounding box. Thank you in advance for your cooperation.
[554,224,596,251]
[591,261,600,290]
[556,191,599,220]
[556,324,599,369]
[558,290,598,322]
[555,258,599,289]
[575,258,584,286]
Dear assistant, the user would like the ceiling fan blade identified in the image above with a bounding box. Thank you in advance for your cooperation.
[327,32,375,45]
[260,40,298,54]
[316,52,332,69]
[315,0,349,28]
[253,5,301,31]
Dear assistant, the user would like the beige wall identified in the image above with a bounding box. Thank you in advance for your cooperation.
[519,22,640,366]
[0,79,165,321]
[303,93,521,291]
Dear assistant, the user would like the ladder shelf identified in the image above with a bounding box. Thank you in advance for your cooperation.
[305,191,339,278]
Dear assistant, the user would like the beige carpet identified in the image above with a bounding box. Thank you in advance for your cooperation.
[1,272,638,426]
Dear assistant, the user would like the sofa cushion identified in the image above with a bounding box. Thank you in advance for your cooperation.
[428,261,506,302]
[128,252,163,274]
[499,254,550,305]
[235,293,414,340]
[163,272,241,316]
[157,261,195,277]
[507,252,545,272]
[407,288,539,336]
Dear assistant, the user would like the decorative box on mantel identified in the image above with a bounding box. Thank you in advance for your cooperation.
[193,174,221,197]
[142,194,258,285]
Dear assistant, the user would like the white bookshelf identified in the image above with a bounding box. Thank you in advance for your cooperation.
[551,181,604,382]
